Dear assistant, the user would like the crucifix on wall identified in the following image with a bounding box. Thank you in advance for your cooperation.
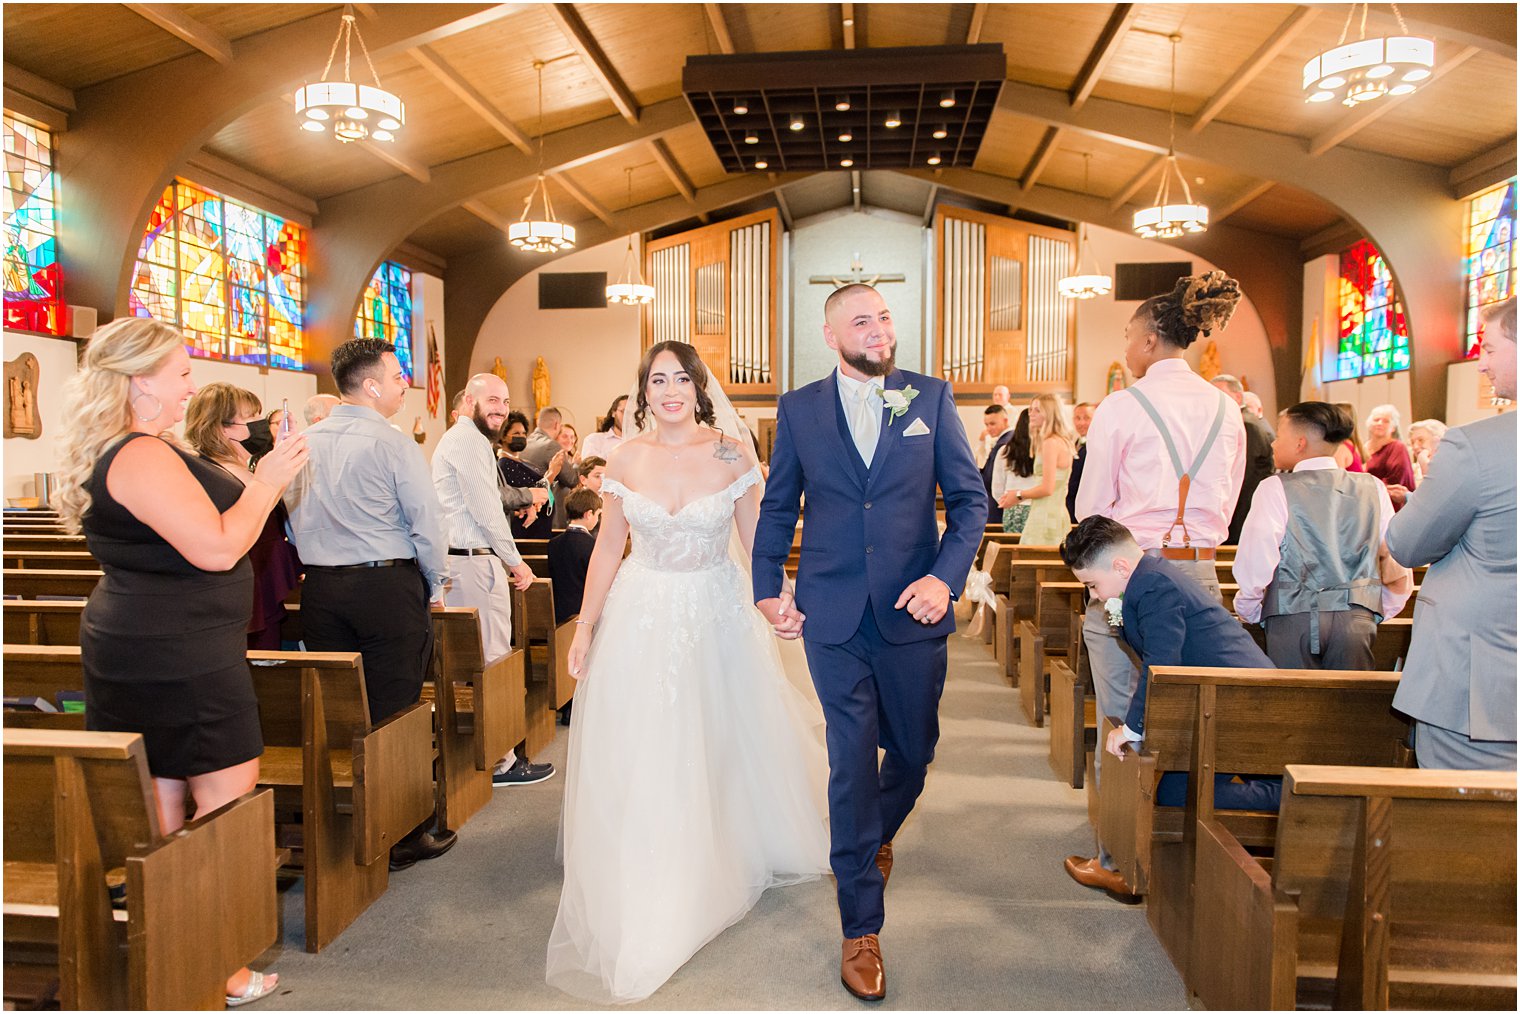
[808,252,906,289]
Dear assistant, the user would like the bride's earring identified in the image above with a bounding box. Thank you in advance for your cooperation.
[131,386,163,422]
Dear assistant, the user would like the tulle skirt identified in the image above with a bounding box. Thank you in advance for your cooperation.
[546,556,832,1004]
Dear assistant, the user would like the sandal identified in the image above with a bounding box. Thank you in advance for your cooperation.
[226,970,278,1008]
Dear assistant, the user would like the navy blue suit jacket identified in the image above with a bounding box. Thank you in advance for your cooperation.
[980,429,1015,524]
[1119,554,1272,733]
[753,368,988,646]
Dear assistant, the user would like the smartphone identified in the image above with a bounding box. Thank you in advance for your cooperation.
[278,398,291,440]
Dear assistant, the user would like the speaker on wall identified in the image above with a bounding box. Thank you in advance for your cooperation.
[538,272,609,310]
[1113,261,1193,302]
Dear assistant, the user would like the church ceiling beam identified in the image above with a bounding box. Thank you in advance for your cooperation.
[922,182,939,225]
[649,138,709,223]
[1391,3,1517,61]
[1449,139,1518,199]
[705,3,736,54]
[773,187,795,230]
[1190,6,1318,134]
[842,4,858,50]
[1306,45,1481,157]
[1020,126,1064,193]
[182,151,319,220]
[409,44,534,155]
[1069,4,1138,112]
[1211,180,1275,224]
[370,4,525,55]
[966,4,988,45]
[2,62,76,112]
[357,140,432,184]
[549,169,617,228]
[462,200,511,233]
[546,3,640,125]
[1109,154,1167,212]
[122,4,234,65]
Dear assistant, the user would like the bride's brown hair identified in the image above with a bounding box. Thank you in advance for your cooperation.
[633,341,717,430]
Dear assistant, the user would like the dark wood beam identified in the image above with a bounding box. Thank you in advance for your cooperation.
[549,169,617,228]
[966,3,988,45]
[1069,4,1138,111]
[1212,180,1274,223]
[1020,126,1063,192]
[546,3,640,124]
[704,3,735,53]
[1191,7,1317,133]
[1109,153,1167,211]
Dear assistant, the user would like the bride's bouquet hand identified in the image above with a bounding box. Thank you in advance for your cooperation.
[569,621,593,679]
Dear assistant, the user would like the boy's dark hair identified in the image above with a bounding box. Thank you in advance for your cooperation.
[1059,516,1138,571]
[1283,401,1353,444]
[984,404,1006,417]
[331,337,396,395]
[565,486,603,520]
[577,455,607,477]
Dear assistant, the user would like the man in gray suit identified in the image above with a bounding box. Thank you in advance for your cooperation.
[1387,296,1517,769]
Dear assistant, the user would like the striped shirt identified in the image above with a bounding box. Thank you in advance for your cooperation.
[432,418,524,568]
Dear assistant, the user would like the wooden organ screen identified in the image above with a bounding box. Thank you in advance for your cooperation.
[934,206,1076,396]
[642,208,780,399]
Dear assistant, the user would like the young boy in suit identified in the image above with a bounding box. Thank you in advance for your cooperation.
[549,486,601,626]
[1058,516,1282,893]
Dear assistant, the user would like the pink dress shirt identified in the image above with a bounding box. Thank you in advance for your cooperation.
[1075,359,1246,550]
[1231,456,1411,624]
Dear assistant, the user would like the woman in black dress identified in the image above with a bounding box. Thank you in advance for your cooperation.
[53,319,308,1006]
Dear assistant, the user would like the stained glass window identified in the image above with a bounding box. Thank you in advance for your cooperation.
[3,114,64,335]
[1334,239,1409,381]
[1464,179,1515,358]
[354,261,414,382]
[130,179,306,369]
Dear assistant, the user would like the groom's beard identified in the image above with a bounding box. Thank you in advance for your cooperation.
[841,345,896,378]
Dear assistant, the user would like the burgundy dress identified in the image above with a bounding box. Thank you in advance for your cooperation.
[1342,440,1365,472]
[203,456,302,649]
[1365,440,1416,508]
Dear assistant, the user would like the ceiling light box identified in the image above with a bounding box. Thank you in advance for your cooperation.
[683,45,1006,173]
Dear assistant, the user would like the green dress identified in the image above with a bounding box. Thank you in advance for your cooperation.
[1020,458,1072,546]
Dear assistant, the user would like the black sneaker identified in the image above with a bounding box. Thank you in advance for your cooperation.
[388,828,458,871]
[493,758,555,787]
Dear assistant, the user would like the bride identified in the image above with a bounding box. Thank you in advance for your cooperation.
[546,341,832,1004]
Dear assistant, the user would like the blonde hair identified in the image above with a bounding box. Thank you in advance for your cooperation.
[1030,393,1077,456]
[54,319,186,533]
[185,382,262,464]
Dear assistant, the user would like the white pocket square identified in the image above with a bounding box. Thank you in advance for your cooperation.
[902,418,931,437]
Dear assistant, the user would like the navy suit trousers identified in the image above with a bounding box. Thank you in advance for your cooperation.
[803,602,948,938]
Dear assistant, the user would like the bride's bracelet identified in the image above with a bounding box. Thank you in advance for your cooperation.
[575,619,595,628]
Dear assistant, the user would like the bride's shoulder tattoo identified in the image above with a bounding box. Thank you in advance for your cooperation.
[712,438,740,463]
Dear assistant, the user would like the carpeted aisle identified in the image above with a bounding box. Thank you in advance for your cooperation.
[257,633,1186,1010]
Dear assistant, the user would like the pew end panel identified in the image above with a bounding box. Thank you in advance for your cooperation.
[352,701,436,866]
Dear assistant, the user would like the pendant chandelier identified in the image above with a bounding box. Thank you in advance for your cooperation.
[607,168,655,305]
[1303,3,1434,107]
[510,61,576,253]
[1133,33,1208,241]
[294,5,404,143]
[1060,155,1113,300]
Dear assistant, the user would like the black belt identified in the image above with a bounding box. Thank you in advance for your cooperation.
[448,547,494,557]
[305,558,415,571]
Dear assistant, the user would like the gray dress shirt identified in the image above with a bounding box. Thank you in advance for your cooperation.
[523,429,580,488]
[284,404,449,596]
[432,417,523,567]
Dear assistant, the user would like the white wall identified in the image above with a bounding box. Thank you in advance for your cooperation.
[472,237,642,440]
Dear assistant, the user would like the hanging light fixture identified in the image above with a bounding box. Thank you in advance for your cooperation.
[1303,3,1434,107]
[1061,155,1114,300]
[294,5,405,143]
[1133,34,1209,240]
[510,61,576,253]
[607,172,655,305]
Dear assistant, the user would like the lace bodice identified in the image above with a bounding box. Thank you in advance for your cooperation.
[602,465,762,573]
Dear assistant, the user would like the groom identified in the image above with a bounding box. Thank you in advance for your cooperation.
[753,283,987,1001]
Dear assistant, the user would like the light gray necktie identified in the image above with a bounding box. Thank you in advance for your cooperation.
[852,382,881,467]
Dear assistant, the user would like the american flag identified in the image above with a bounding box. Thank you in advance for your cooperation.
[425,322,442,417]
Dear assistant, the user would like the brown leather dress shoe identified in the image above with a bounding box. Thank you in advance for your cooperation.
[841,934,885,1001]
[1064,854,1130,894]
[875,842,893,887]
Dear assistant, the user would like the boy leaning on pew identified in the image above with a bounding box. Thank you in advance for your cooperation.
[548,487,602,726]
[1059,516,1283,893]
[1231,401,1413,670]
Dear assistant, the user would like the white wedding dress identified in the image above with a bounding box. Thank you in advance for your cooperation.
[546,464,832,1004]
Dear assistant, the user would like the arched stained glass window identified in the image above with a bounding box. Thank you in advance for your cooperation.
[130,178,307,369]
[1334,239,1409,381]
[3,113,64,335]
[1464,179,1515,358]
[355,260,414,382]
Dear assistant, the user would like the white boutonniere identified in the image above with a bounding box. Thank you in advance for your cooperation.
[878,384,919,426]
[1104,596,1124,628]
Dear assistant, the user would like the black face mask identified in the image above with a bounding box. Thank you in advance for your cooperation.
[239,418,275,461]
[505,435,528,453]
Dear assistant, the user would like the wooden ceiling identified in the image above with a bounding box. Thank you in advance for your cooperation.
[4,3,1515,262]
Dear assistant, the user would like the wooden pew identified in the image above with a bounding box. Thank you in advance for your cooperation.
[510,579,572,755]
[989,553,1065,676]
[1191,764,1516,1011]
[3,549,96,570]
[1015,574,1080,726]
[1097,665,1408,980]
[2,645,435,953]
[2,568,100,598]
[1,533,87,554]
[3,728,278,1010]
[521,555,550,578]
[973,530,1019,569]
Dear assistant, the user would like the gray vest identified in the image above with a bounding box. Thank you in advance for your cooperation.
[1263,468,1384,651]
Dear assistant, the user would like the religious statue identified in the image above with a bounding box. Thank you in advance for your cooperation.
[1105,361,1127,395]
[532,356,551,418]
[491,356,508,383]
[1199,340,1220,381]
[412,416,426,444]
[4,352,40,439]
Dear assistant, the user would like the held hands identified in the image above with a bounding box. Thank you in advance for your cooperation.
[508,561,535,591]
[895,575,950,625]
[528,486,550,506]
[757,591,806,640]
[568,622,593,679]
[252,432,309,489]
